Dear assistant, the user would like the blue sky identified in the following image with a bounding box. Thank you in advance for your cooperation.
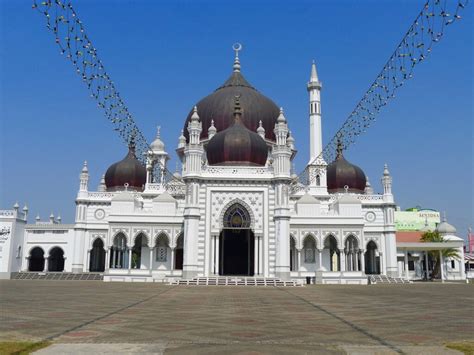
[1,0,472,238]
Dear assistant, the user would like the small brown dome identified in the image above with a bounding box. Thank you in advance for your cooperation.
[105,144,146,192]
[183,69,280,143]
[327,143,367,194]
[206,97,268,166]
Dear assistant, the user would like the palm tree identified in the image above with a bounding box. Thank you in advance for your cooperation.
[421,230,460,279]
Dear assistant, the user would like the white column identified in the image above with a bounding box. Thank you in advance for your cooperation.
[86,250,91,272]
[380,252,386,275]
[44,257,49,272]
[439,250,445,283]
[424,251,429,279]
[214,238,219,275]
[254,236,259,276]
[128,248,132,271]
[339,249,346,272]
[149,247,153,270]
[170,247,175,272]
[404,250,409,280]
[318,249,323,270]
[182,206,200,279]
[274,210,291,280]
[360,250,365,273]
[297,249,302,272]
[104,248,110,272]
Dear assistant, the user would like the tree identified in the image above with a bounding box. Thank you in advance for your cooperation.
[421,230,460,279]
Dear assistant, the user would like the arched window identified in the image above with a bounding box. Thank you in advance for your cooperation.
[303,235,316,263]
[316,175,321,186]
[155,234,169,262]
[223,203,251,229]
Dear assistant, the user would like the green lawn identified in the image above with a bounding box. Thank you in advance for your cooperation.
[0,341,51,355]
[446,341,474,355]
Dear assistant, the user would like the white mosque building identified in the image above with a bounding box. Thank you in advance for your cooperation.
[0,49,466,284]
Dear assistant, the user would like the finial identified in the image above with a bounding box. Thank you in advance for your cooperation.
[22,205,28,212]
[124,182,129,191]
[344,185,349,194]
[208,120,217,138]
[35,214,40,222]
[383,163,390,176]
[257,120,265,138]
[156,126,161,139]
[233,43,242,72]
[310,60,319,83]
[13,202,19,210]
[82,160,88,173]
[57,215,62,223]
[233,94,242,121]
[442,211,447,222]
[191,106,200,121]
[277,107,286,123]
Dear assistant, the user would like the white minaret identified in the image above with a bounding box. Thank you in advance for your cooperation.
[307,60,322,164]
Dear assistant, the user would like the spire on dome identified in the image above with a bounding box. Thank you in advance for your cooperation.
[233,95,243,122]
[208,120,217,139]
[155,126,161,139]
[232,43,242,72]
[383,163,390,176]
[82,161,88,173]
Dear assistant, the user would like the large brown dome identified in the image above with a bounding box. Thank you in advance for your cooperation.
[105,144,146,192]
[327,143,367,194]
[183,67,280,143]
[206,97,268,166]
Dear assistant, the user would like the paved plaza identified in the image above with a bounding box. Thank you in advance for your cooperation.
[0,280,473,354]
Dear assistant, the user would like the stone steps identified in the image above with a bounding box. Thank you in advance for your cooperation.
[170,276,303,287]
[13,272,103,281]
[369,274,411,284]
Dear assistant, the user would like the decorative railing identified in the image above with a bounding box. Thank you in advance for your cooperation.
[203,166,270,175]
[87,192,115,199]
[0,210,14,217]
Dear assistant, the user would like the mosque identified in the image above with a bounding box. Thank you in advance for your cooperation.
[0,48,466,284]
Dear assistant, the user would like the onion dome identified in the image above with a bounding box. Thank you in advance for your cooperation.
[327,140,367,193]
[436,213,457,234]
[183,45,280,142]
[206,95,268,166]
[105,140,146,192]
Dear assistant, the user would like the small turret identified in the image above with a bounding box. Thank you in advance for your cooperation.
[79,161,89,192]
[208,120,217,140]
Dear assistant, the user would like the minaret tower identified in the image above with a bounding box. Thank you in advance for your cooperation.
[307,60,323,163]
[306,61,327,195]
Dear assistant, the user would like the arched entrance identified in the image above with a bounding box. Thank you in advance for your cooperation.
[29,247,45,271]
[175,234,183,270]
[90,238,105,272]
[365,241,380,274]
[48,247,65,272]
[219,203,254,276]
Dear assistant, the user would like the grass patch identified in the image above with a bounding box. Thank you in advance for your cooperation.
[446,341,474,355]
[0,341,51,355]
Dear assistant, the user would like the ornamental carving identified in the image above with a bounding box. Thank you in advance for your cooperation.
[211,192,264,232]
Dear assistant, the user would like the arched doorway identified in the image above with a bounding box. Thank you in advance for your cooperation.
[345,235,359,271]
[365,241,380,274]
[290,236,297,271]
[110,233,127,269]
[132,234,148,269]
[219,203,254,276]
[175,234,183,270]
[90,238,105,272]
[28,247,45,271]
[324,235,340,271]
[48,247,65,272]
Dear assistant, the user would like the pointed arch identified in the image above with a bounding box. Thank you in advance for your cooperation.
[324,235,340,271]
[219,199,255,230]
[90,238,105,272]
[175,233,184,270]
[155,232,170,263]
[133,231,149,247]
[303,234,317,263]
[365,240,380,274]
[48,247,65,272]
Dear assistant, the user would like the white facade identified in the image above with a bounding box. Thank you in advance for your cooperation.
[0,58,466,283]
